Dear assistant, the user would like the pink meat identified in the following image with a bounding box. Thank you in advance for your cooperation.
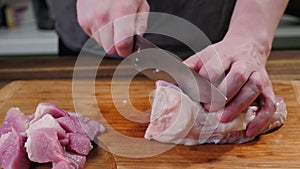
[0,108,31,136]
[0,102,105,169]
[57,114,105,140]
[66,133,93,156]
[145,80,287,145]
[30,103,69,124]
[0,129,30,169]
[52,161,75,169]
[64,151,86,169]
[26,114,66,138]
[25,128,67,163]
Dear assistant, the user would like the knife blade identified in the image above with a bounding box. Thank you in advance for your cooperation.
[132,35,227,104]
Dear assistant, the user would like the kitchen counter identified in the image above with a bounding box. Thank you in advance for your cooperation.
[0,50,300,168]
[0,50,300,89]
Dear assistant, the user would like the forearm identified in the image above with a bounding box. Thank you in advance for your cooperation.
[224,0,289,57]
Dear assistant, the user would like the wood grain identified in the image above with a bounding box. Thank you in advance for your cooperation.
[0,80,299,169]
[0,50,300,90]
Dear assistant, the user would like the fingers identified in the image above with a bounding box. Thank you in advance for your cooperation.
[113,11,136,56]
[113,1,149,56]
[220,72,263,122]
[198,57,227,84]
[246,87,276,137]
[77,0,150,57]
[99,22,116,54]
[135,1,150,35]
[183,45,225,77]
[183,52,204,72]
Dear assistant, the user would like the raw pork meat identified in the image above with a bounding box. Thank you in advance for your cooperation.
[145,81,287,145]
[0,103,105,169]
[0,108,32,136]
[25,128,66,163]
[66,133,93,156]
[57,114,105,140]
[0,129,30,169]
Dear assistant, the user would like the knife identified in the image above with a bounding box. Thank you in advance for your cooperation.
[132,35,227,104]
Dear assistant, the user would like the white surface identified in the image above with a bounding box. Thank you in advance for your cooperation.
[0,1,58,55]
[0,23,58,55]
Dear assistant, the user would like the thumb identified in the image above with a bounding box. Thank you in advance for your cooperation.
[183,52,204,72]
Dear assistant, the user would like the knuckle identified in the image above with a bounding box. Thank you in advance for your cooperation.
[250,73,264,93]
[233,71,247,84]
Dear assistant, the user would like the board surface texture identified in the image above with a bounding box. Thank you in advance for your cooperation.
[0,80,299,169]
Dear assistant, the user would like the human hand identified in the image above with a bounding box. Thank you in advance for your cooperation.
[184,37,276,138]
[77,0,149,56]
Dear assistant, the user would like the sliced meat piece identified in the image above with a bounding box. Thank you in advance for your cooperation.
[64,151,86,169]
[0,108,31,136]
[30,103,69,124]
[145,80,287,145]
[57,114,105,140]
[0,129,30,169]
[52,161,74,169]
[26,114,66,138]
[67,133,93,156]
[25,128,67,163]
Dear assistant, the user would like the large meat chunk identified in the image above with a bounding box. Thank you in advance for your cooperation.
[66,133,93,156]
[0,108,31,136]
[25,128,66,163]
[0,129,30,169]
[145,81,287,145]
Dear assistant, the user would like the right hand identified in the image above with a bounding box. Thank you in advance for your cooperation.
[77,0,150,56]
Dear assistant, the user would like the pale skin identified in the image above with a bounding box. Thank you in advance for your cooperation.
[77,0,289,138]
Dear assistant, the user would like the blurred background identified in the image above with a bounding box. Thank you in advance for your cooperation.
[0,0,299,57]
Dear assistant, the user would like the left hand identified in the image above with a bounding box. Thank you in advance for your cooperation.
[184,37,276,138]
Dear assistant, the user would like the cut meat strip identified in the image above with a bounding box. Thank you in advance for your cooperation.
[0,108,31,136]
[145,80,287,145]
[0,129,30,169]
[25,128,67,163]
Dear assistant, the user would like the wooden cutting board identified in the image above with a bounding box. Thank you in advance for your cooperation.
[0,79,300,169]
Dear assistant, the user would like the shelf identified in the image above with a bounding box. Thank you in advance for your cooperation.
[0,22,58,55]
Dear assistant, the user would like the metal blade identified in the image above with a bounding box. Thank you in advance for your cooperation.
[132,35,227,104]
